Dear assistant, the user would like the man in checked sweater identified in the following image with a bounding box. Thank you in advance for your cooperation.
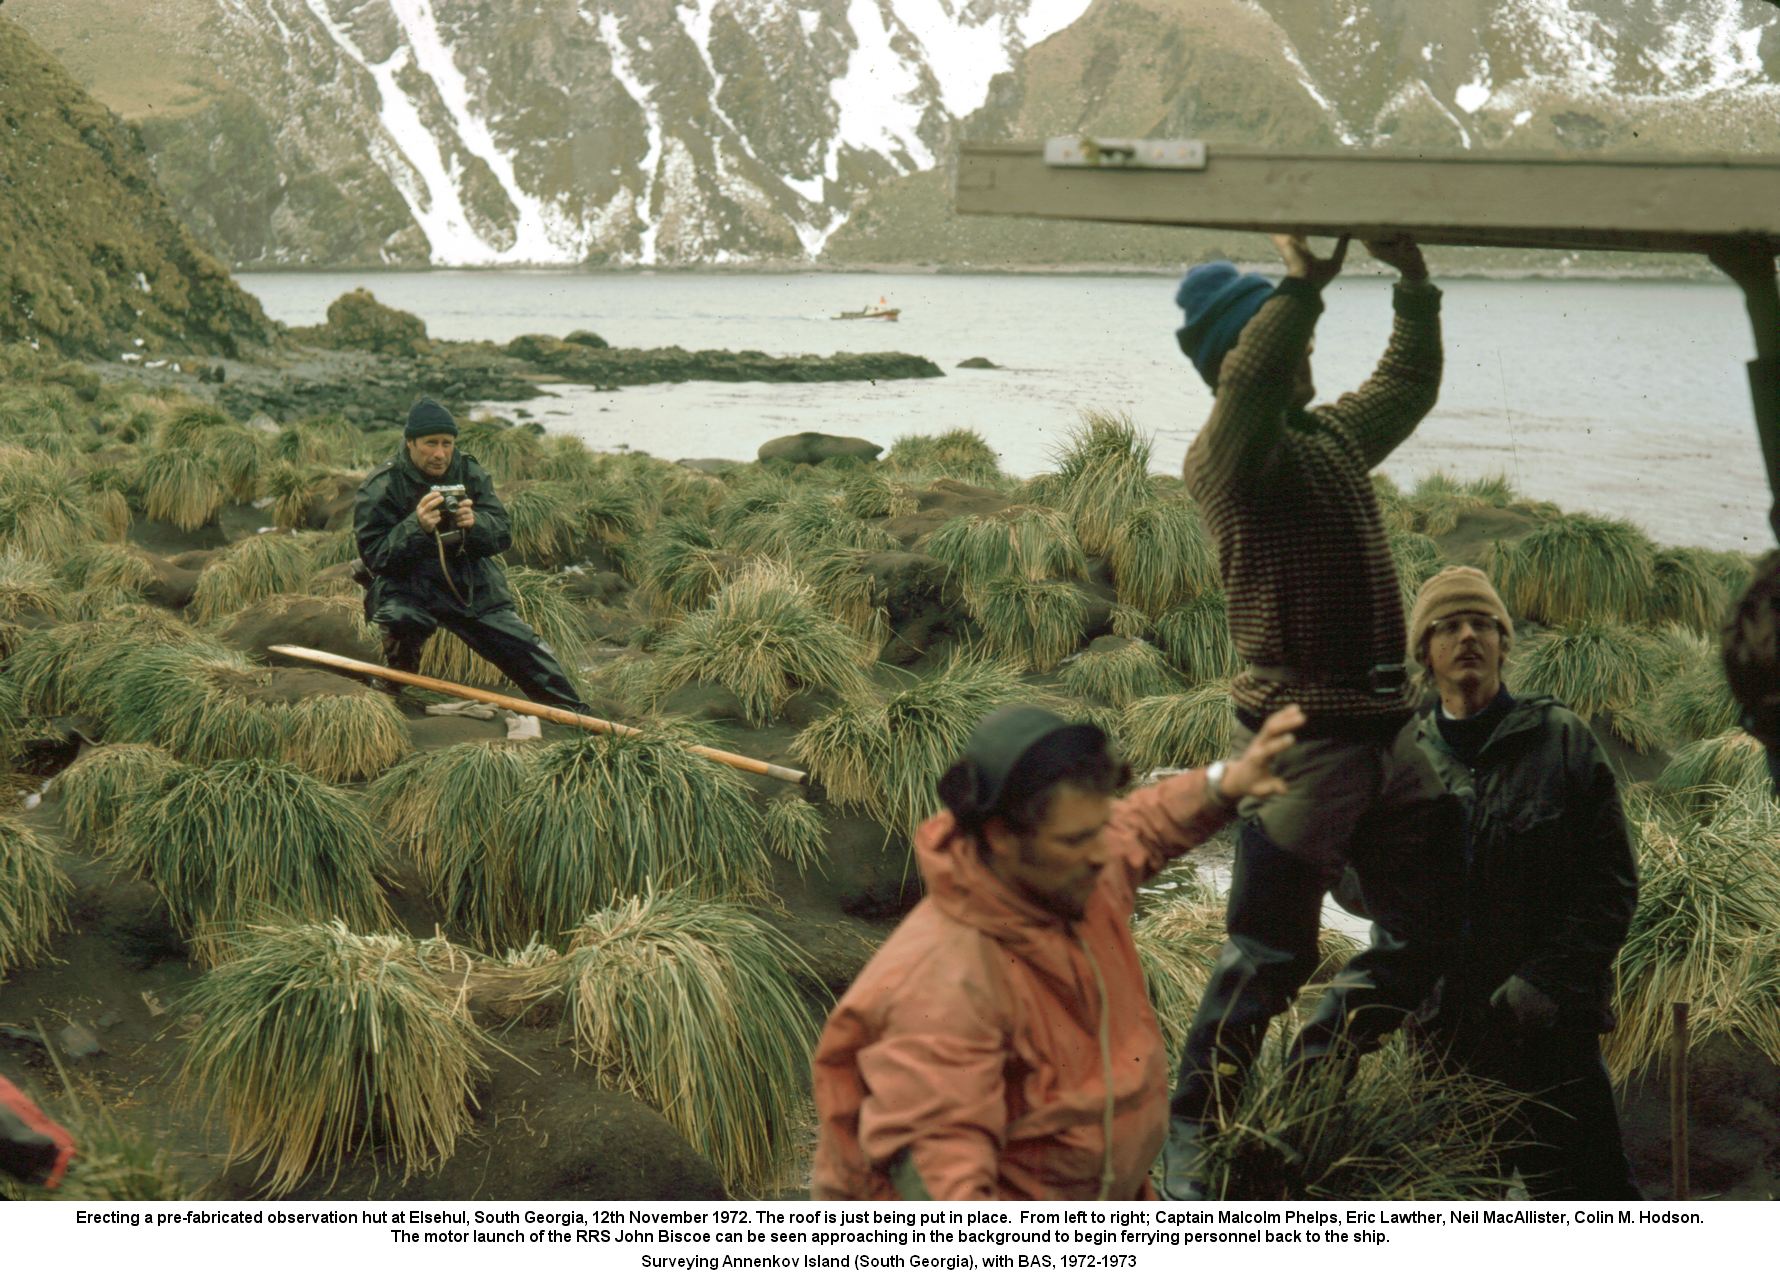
[1159,234,1464,1198]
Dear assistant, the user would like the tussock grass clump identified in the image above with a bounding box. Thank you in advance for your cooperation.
[52,744,186,853]
[1509,621,1665,720]
[154,405,233,451]
[178,922,490,1194]
[1655,635,1739,745]
[1121,684,1235,772]
[1645,547,1732,636]
[804,548,890,648]
[502,733,772,943]
[1050,412,1158,555]
[763,795,827,874]
[546,892,818,1195]
[735,491,901,563]
[1060,638,1181,708]
[7,619,218,719]
[369,742,538,949]
[420,567,591,692]
[576,481,647,552]
[1110,603,1150,639]
[504,480,586,568]
[649,562,870,725]
[0,456,108,557]
[58,541,157,597]
[0,552,63,624]
[1488,513,1655,626]
[105,646,283,763]
[924,504,1086,603]
[977,576,1087,672]
[272,417,360,467]
[1650,731,1769,807]
[1106,498,1217,618]
[534,434,603,484]
[638,518,736,614]
[208,427,268,503]
[840,470,918,520]
[189,532,318,623]
[459,420,542,482]
[115,760,391,965]
[793,655,1030,838]
[1389,529,1445,610]
[0,812,72,978]
[283,693,411,784]
[1154,591,1241,683]
[885,429,1002,483]
[1609,792,1780,1079]
[1191,1037,1522,1200]
[136,449,224,532]
[261,461,336,531]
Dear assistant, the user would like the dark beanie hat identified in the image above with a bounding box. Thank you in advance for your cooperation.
[1175,262,1275,389]
[936,704,1107,822]
[405,397,457,439]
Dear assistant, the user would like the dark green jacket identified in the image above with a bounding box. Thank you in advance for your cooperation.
[353,448,514,617]
[1414,694,1638,1035]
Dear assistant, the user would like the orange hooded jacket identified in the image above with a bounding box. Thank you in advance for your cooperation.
[811,771,1232,1201]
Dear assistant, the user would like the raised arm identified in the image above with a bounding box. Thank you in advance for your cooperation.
[1320,237,1443,471]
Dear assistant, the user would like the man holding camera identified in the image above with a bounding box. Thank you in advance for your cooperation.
[353,398,588,712]
[1160,234,1464,1197]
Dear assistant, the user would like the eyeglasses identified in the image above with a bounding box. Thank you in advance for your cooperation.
[1429,615,1501,641]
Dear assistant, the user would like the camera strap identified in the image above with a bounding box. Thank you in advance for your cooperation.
[435,530,473,608]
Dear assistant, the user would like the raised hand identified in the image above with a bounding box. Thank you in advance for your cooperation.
[1220,704,1306,802]
[1272,234,1350,290]
[1363,234,1429,282]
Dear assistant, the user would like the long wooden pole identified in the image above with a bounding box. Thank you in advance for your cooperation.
[269,644,808,785]
[1670,1001,1691,1202]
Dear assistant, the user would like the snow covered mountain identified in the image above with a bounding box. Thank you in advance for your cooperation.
[10,0,1779,269]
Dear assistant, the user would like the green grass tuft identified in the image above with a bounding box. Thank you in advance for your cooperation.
[763,795,828,874]
[115,759,392,966]
[458,421,542,482]
[177,922,490,1194]
[52,744,186,853]
[368,741,539,949]
[1120,684,1236,772]
[0,811,72,978]
[1645,547,1732,636]
[1050,411,1158,556]
[500,732,772,944]
[976,575,1087,672]
[1488,513,1655,626]
[649,561,870,725]
[885,429,1002,483]
[1106,498,1218,618]
[544,891,818,1196]
[1060,638,1182,708]
[188,531,318,623]
[1154,591,1241,683]
[1508,621,1666,719]
[0,551,64,623]
[136,449,224,532]
[58,541,157,597]
[504,480,588,568]
[923,504,1085,603]
[1609,791,1780,1080]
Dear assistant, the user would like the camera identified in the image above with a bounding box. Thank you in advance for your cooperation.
[430,484,468,546]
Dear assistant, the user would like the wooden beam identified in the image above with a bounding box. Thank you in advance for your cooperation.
[954,143,1780,255]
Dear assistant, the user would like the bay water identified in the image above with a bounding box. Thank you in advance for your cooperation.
[239,270,1767,553]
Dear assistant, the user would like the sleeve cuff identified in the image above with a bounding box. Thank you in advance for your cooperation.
[1392,279,1442,315]
[1273,276,1325,310]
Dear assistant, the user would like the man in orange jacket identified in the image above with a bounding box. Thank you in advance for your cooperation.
[811,701,1303,1200]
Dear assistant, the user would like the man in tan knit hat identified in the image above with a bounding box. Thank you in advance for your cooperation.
[1163,233,1466,1198]
[1313,564,1642,1198]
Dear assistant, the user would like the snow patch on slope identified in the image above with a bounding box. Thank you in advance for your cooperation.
[594,9,665,265]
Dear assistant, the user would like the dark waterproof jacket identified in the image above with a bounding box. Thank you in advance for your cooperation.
[354,449,514,617]
[1414,695,1638,1036]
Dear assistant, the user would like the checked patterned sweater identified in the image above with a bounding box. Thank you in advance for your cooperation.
[1183,276,1443,728]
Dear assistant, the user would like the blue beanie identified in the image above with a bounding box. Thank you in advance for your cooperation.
[405,397,457,439]
[1175,262,1275,389]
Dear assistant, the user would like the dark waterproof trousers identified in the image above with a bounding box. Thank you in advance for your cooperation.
[1169,728,1463,1126]
[373,594,586,713]
[1422,1024,1642,1200]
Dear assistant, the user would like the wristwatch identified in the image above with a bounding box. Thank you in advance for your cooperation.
[1205,760,1237,810]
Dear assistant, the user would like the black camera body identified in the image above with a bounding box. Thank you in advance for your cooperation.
[431,483,468,546]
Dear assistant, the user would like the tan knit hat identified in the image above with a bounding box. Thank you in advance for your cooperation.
[1409,566,1513,665]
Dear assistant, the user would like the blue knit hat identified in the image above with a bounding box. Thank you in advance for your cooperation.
[1175,262,1275,389]
[404,397,457,439]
